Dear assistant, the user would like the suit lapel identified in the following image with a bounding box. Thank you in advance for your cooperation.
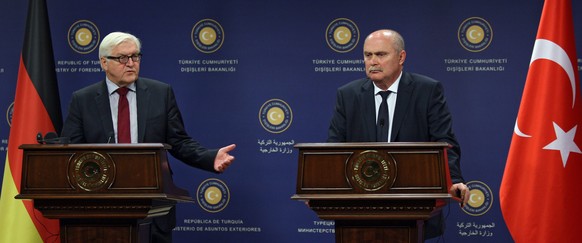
[391,72,413,141]
[95,81,115,141]
[360,79,377,141]
[136,78,150,143]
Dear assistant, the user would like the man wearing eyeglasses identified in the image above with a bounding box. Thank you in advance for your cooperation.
[61,31,236,242]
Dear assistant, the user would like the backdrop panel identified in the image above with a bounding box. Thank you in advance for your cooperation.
[1,0,581,242]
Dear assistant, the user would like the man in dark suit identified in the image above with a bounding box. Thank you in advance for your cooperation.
[61,32,235,242]
[327,29,470,239]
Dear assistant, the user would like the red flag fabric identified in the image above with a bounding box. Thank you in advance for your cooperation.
[500,0,582,242]
[0,0,62,242]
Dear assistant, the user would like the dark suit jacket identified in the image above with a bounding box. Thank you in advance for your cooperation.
[61,77,218,237]
[62,77,218,172]
[327,72,463,183]
[327,72,464,238]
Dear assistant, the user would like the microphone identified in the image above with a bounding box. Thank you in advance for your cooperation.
[44,131,58,141]
[36,132,43,144]
[37,132,70,144]
[107,132,114,143]
[379,119,385,127]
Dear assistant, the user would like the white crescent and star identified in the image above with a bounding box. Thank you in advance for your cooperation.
[513,38,581,168]
[336,30,345,41]
[269,111,277,121]
[513,118,531,138]
[469,192,484,208]
[206,189,220,202]
[76,31,88,43]
[468,30,477,40]
[202,31,210,41]
[530,39,577,108]
[543,122,581,168]
[469,193,478,203]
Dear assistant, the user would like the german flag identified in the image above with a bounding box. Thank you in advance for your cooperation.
[0,0,62,242]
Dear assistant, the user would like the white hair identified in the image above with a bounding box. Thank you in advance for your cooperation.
[98,32,141,58]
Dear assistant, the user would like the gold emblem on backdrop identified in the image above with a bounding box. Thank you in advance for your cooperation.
[258,99,293,134]
[196,178,230,213]
[325,18,360,53]
[462,180,494,216]
[6,102,13,127]
[458,17,493,52]
[191,19,225,54]
[68,20,100,54]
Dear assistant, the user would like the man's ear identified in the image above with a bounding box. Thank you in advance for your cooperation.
[399,50,407,65]
[100,57,107,71]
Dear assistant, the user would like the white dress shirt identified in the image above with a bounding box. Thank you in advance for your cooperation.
[373,71,402,142]
[106,79,138,143]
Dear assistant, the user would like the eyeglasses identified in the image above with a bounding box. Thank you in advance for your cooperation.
[105,54,142,64]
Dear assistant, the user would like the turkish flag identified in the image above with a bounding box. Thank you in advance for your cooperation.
[500,0,582,242]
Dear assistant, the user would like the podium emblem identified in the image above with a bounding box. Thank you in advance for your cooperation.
[68,151,115,191]
[348,150,396,191]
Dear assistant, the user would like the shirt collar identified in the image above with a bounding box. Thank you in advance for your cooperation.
[374,71,402,95]
[107,78,137,95]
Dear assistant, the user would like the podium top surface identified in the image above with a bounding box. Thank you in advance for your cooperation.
[295,142,450,149]
[19,143,172,150]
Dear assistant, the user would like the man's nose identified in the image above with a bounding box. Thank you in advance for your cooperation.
[125,58,135,66]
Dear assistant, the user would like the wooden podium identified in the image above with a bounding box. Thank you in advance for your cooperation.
[16,143,193,243]
[291,142,453,243]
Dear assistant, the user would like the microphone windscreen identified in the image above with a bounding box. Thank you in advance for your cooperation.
[44,132,58,140]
